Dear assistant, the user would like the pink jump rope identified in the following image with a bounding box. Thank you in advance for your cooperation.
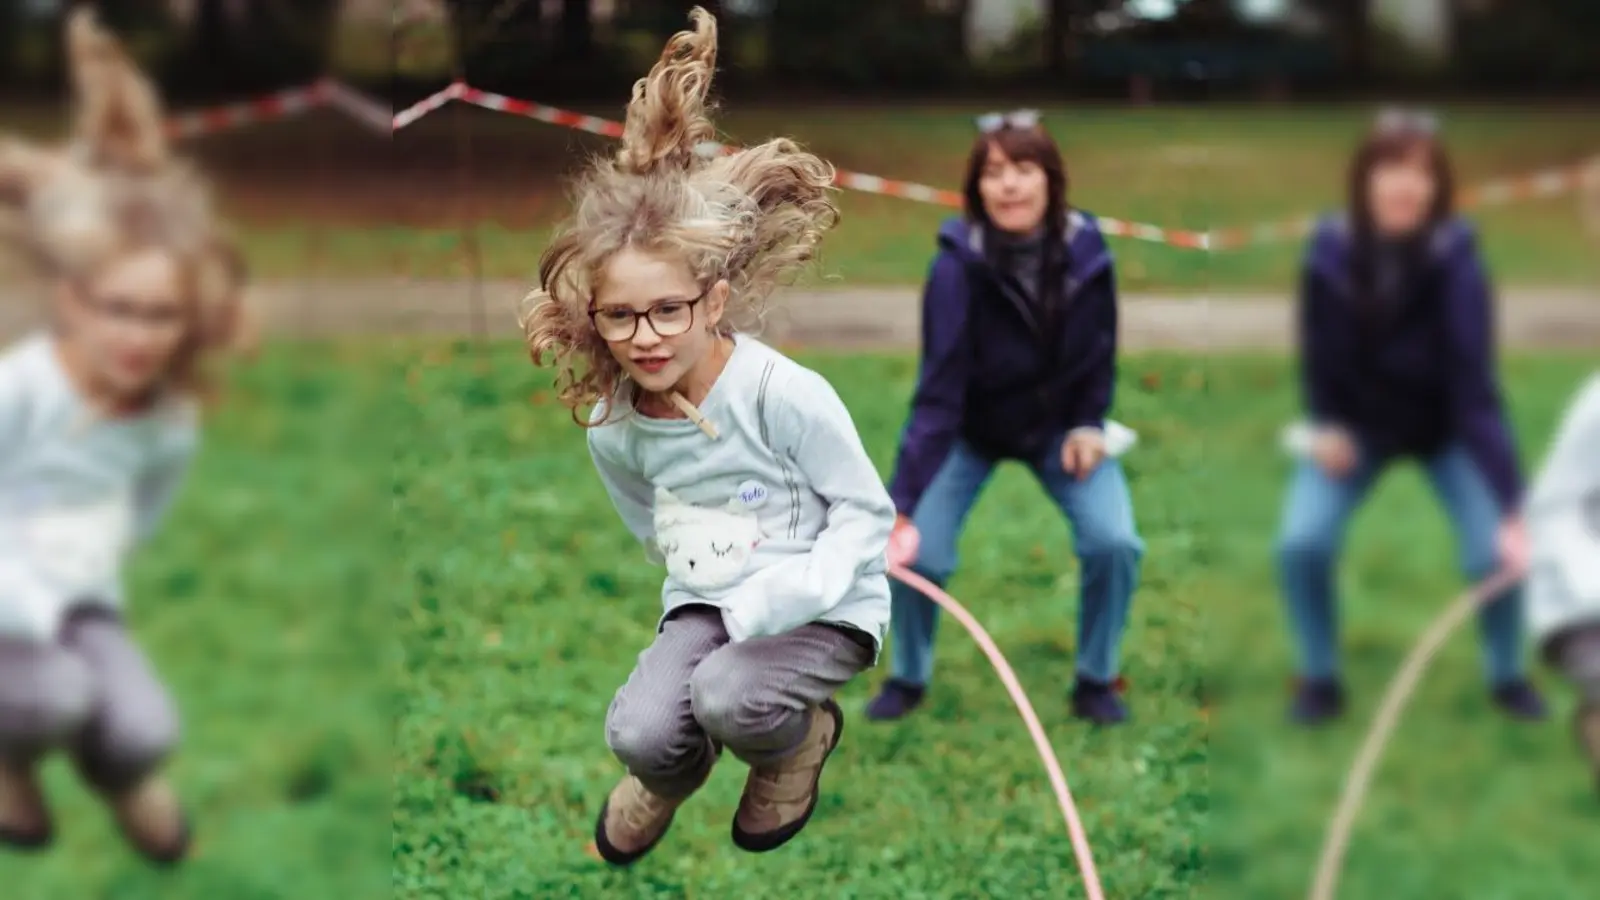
[890,551,1518,900]
[1306,567,1523,900]
[888,564,1108,900]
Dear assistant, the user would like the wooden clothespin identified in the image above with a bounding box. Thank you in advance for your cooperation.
[668,391,719,440]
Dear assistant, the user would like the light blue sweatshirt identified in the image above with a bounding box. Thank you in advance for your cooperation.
[587,334,894,657]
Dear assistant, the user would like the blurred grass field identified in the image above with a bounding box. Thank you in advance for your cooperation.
[393,342,1598,898]
[0,345,390,900]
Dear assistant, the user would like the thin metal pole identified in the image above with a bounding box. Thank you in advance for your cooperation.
[450,15,486,345]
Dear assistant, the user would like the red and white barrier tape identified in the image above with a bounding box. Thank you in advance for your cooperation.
[160,78,393,138]
[321,80,394,135]
[395,82,1213,249]
[167,79,1600,254]
[162,81,329,138]
[1209,158,1600,250]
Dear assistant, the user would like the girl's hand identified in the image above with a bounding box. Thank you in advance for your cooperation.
[887,515,920,568]
[1496,514,1531,578]
[1062,429,1107,481]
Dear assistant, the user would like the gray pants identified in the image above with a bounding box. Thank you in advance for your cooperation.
[604,606,874,799]
[0,609,178,792]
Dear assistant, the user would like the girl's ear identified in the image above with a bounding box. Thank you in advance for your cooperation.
[704,278,731,331]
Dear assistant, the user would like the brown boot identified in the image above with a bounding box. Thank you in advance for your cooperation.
[592,739,719,867]
[106,774,191,866]
[592,775,693,867]
[0,759,52,850]
[731,698,843,853]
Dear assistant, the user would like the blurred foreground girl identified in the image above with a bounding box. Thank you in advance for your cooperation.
[865,109,1145,726]
[1525,373,1600,791]
[1275,109,1545,724]
[0,10,250,863]
[521,8,893,865]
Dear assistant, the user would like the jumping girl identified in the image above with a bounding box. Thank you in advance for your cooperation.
[521,8,893,865]
[0,9,250,863]
[865,109,1145,726]
[1275,109,1545,724]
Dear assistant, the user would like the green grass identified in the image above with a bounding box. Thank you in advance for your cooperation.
[1,344,391,899]
[392,342,1600,898]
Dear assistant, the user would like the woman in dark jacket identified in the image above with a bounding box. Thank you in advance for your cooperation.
[865,111,1145,726]
[1276,109,1547,724]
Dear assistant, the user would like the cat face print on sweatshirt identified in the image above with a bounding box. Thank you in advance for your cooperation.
[651,486,764,591]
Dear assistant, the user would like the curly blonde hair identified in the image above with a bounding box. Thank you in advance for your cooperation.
[0,8,252,399]
[520,6,840,424]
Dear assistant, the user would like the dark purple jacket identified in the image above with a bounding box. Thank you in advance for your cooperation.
[1298,214,1524,513]
[887,212,1118,516]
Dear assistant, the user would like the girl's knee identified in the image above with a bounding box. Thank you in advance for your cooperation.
[604,704,701,779]
[77,703,179,792]
[688,664,775,746]
[0,651,95,755]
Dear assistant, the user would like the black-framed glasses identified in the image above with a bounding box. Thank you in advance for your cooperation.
[976,109,1042,134]
[1374,106,1440,136]
[588,293,704,342]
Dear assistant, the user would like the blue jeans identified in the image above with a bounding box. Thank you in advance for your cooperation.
[889,436,1145,686]
[1275,442,1525,684]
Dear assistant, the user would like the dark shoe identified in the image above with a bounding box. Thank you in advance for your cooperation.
[864,678,925,722]
[1289,677,1346,726]
[1575,700,1600,795]
[0,761,53,852]
[1489,679,1548,721]
[1070,677,1129,725]
[731,699,844,853]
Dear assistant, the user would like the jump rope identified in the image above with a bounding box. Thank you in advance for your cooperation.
[888,564,1520,900]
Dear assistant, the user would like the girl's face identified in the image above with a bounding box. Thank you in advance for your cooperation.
[60,247,189,401]
[978,142,1049,235]
[593,246,728,395]
[1367,146,1437,237]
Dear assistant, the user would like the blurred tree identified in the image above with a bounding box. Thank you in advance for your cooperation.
[1302,0,1371,82]
[767,0,967,90]
[168,0,336,98]
[558,0,593,62]
[0,1,23,86]
[1453,0,1600,88]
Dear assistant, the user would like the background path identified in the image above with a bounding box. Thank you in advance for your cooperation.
[3,280,1595,350]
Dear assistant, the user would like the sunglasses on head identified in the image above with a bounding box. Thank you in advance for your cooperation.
[975,109,1042,134]
[1373,106,1440,136]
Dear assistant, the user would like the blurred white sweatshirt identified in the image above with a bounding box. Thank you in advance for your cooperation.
[0,332,197,641]
[1526,372,1600,658]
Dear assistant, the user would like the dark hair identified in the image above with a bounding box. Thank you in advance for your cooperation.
[1347,125,1455,237]
[961,126,1072,299]
[1345,125,1455,327]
